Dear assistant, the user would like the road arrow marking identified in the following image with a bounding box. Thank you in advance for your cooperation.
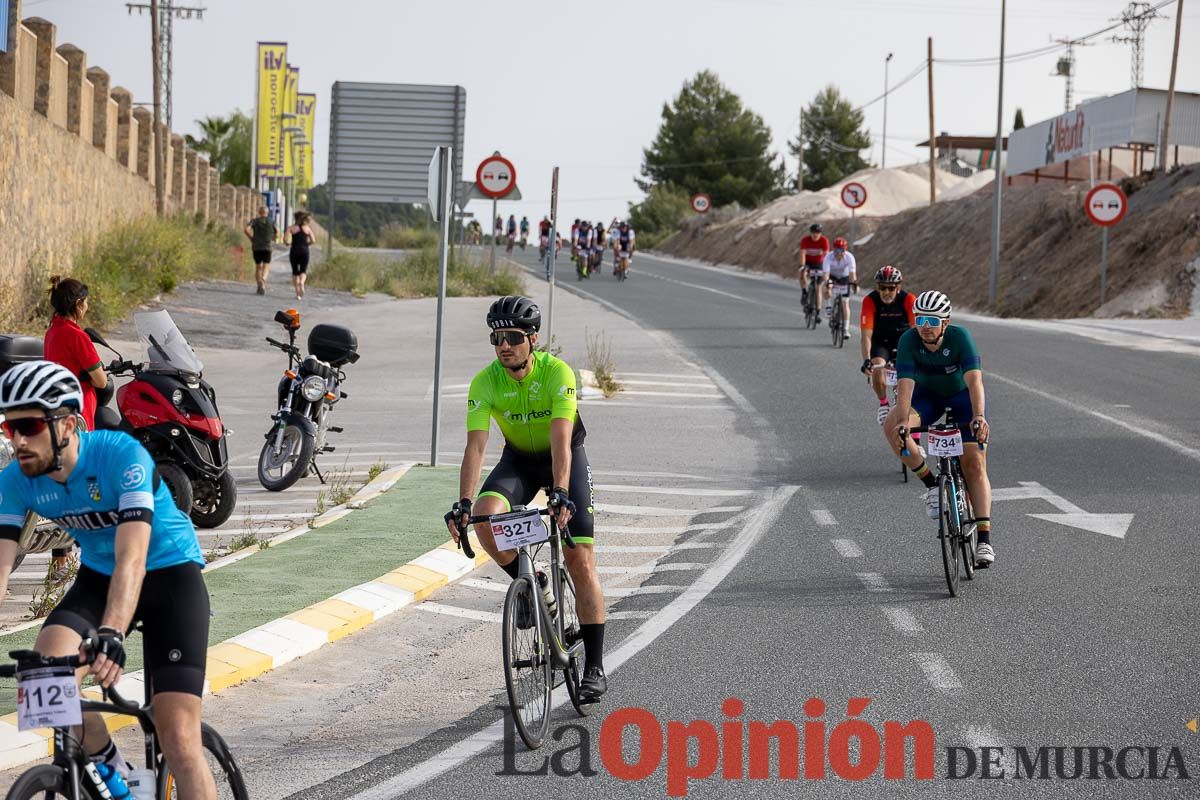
[991,482,1133,539]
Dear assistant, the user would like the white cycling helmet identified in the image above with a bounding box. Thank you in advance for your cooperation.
[914,290,952,319]
[0,360,83,413]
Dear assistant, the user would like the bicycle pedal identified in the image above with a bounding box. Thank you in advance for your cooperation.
[327,426,344,433]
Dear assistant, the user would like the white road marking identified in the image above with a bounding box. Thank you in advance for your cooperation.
[811,509,837,525]
[459,579,508,594]
[596,543,720,553]
[219,512,313,523]
[597,563,705,575]
[831,539,863,558]
[618,379,718,389]
[914,653,964,691]
[595,485,753,497]
[597,503,745,517]
[415,603,502,624]
[618,371,712,380]
[882,606,924,635]
[606,610,656,620]
[856,572,892,592]
[350,485,799,798]
[988,371,1200,463]
[603,585,687,597]
[615,390,725,399]
[601,520,740,535]
[961,724,1016,776]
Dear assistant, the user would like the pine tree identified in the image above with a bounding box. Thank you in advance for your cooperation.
[789,86,872,191]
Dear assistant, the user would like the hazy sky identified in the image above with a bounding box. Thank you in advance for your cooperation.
[23,0,1200,223]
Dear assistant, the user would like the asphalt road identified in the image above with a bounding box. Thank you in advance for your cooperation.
[329,247,1199,798]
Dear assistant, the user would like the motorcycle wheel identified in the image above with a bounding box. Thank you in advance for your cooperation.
[157,462,194,514]
[190,470,238,528]
[257,424,315,491]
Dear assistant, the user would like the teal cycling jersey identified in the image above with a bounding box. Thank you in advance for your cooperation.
[895,324,981,396]
[0,430,204,575]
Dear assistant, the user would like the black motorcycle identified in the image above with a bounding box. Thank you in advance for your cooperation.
[257,310,358,491]
[88,311,237,528]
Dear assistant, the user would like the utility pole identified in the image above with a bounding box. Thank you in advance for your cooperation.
[882,52,894,168]
[1112,2,1162,88]
[126,0,205,131]
[927,37,936,204]
[797,108,805,191]
[149,0,164,216]
[989,0,1007,308]
[1160,0,1184,170]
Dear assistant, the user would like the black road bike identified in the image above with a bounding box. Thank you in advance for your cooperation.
[898,409,981,597]
[829,280,856,347]
[801,273,822,330]
[1,646,247,799]
[451,501,593,750]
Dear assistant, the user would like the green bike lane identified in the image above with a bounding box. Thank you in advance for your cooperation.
[0,466,462,715]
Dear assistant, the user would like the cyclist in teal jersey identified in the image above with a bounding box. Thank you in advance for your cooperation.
[882,291,995,567]
[0,361,216,798]
[445,296,608,702]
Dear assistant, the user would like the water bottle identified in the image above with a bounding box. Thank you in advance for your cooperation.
[126,769,156,800]
[92,763,131,800]
[536,570,557,618]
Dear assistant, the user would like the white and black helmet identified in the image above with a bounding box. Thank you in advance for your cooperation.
[0,360,83,413]
[914,290,952,320]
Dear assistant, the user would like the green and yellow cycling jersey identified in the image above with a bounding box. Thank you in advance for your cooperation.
[466,350,586,455]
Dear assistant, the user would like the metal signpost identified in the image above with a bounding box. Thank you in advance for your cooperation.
[428,146,453,466]
[840,182,868,245]
[475,152,517,274]
[546,167,560,344]
[691,193,713,214]
[1084,183,1127,307]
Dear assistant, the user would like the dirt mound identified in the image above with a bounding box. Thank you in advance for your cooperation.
[660,165,1200,319]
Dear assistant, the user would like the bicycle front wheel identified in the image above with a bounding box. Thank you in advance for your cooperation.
[939,477,961,597]
[4,765,68,799]
[502,576,552,749]
[160,723,249,800]
[958,476,977,581]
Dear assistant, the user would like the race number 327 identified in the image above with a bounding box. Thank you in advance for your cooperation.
[489,509,549,551]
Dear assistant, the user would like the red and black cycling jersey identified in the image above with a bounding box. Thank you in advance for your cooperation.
[861,289,916,344]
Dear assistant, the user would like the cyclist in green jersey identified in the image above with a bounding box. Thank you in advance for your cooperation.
[445,296,608,701]
[883,290,995,567]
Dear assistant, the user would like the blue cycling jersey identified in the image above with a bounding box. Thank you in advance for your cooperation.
[0,430,204,575]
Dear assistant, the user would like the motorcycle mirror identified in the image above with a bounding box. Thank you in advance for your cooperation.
[273,310,292,326]
[84,327,110,348]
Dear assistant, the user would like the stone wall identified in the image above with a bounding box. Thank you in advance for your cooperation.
[0,0,255,319]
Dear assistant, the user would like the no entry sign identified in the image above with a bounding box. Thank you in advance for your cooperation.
[1084,183,1127,227]
[691,193,712,213]
[476,154,517,199]
[841,182,868,210]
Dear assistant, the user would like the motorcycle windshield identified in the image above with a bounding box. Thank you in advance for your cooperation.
[134,310,204,377]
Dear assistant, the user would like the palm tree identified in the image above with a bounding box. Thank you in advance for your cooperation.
[186,111,252,186]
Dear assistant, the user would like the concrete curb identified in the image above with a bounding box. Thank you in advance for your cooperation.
[0,464,491,770]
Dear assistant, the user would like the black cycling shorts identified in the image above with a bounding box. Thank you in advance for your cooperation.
[478,446,596,544]
[290,252,309,275]
[45,562,210,697]
[252,248,272,265]
[870,340,900,362]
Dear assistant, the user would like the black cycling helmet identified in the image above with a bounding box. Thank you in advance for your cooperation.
[810,223,823,234]
[487,296,541,332]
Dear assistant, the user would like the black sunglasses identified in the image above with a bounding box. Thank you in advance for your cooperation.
[489,330,529,347]
[0,415,66,439]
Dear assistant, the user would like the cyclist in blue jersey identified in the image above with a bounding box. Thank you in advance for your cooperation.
[0,362,216,799]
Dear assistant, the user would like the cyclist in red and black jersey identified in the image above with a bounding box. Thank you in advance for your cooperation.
[798,223,830,321]
[860,265,916,424]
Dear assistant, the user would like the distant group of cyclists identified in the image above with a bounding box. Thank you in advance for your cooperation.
[799,222,996,569]
[488,214,637,282]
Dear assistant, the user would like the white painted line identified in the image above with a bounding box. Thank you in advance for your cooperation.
[582,401,729,411]
[220,512,312,523]
[603,585,685,597]
[460,578,508,594]
[350,484,800,799]
[595,485,752,497]
[882,606,924,636]
[616,390,725,399]
[597,562,705,575]
[618,371,711,380]
[831,539,863,558]
[811,509,837,526]
[333,586,409,619]
[598,503,745,517]
[601,519,739,535]
[914,653,963,691]
[590,469,725,482]
[606,610,656,620]
[856,572,892,592]
[416,602,503,624]
[618,380,717,389]
[412,549,476,581]
[988,371,1200,464]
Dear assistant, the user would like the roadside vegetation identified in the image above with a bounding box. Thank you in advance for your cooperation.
[586,328,621,398]
[378,223,439,250]
[1,214,249,334]
[309,247,523,298]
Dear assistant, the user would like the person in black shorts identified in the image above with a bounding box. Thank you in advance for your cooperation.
[244,205,277,295]
[285,210,314,301]
[859,265,917,425]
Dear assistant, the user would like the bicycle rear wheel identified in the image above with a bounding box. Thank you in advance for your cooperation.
[557,569,595,717]
[502,576,552,749]
[958,476,977,581]
[938,477,960,597]
[160,723,249,800]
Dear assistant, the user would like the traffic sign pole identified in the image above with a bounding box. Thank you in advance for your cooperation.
[546,167,559,346]
[1083,182,1127,310]
[1100,227,1109,306]
[850,208,857,249]
[430,146,452,467]
[490,197,498,275]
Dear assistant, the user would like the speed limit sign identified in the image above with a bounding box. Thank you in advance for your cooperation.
[691,193,712,213]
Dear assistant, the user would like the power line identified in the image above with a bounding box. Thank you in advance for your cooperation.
[1112,1,1164,87]
[126,1,205,131]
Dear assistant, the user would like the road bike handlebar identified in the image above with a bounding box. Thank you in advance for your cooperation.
[1,649,140,712]
[451,505,577,560]
[897,420,985,456]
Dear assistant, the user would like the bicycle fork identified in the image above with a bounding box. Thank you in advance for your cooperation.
[514,545,582,670]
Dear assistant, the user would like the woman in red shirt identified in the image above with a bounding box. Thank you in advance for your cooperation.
[44,277,108,430]
[43,277,109,576]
